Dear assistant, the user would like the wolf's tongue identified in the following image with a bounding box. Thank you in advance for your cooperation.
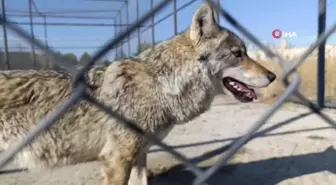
[251,91,258,100]
[236,83,250,92]
[235,83,257,99]
[234,83,251,93]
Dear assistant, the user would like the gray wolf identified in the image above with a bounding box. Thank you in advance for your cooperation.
[0,3,276,185]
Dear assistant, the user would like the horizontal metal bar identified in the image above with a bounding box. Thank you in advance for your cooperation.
[6,21,149,27]
[7,14,117,20]
[6,45,106,49]
[7,8,119,14]
[81,0,127,2]
[0,37,110,41]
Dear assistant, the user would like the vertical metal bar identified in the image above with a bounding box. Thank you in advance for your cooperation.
[115,11,119,59]
[216,0,220,23]
[113,18,118,60]
[1,0,10,69]
[318,0,326,108]
[28,0,37,67]
[173,0,177,35]
[119,9,123,58]
[126,0,131,56]
[136,0,140,53]
[151,0,155,46]
[43,16,49,68]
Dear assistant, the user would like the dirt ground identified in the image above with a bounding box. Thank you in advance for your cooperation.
[1,96,336,185]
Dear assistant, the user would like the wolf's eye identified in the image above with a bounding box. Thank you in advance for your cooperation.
[232,50,242,58]
[231,46,243,58]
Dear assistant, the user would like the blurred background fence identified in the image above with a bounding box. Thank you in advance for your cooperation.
[0,0,221,70]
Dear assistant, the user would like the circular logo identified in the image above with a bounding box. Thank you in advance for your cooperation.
[272,29,282,39]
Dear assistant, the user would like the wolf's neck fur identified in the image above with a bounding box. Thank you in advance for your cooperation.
[138,30,216,123]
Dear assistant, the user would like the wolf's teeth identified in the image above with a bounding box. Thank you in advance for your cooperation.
[229,82,235,85]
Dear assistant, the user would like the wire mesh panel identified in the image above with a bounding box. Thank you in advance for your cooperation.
[0,0,336,185]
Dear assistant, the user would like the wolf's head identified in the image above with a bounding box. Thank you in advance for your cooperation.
[189,3,276,102]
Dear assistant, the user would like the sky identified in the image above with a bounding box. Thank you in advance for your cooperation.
[2,0,336,60]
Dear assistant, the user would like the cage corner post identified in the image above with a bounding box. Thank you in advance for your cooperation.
[151,0,155,47]
[28,0,37,67]
[317,0,326,108]
[173,0,177,35]
[136,0,141,54]
[1,0,10,70]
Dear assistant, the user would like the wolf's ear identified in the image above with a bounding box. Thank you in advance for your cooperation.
[190,3,219,43]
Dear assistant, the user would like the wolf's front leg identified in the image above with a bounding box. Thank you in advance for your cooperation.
[99,135,141,185]
[100,150,134,185]
[128,152,148,185]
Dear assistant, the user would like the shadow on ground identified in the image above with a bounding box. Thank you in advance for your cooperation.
[150,146,336,185]
[149,111,336,185]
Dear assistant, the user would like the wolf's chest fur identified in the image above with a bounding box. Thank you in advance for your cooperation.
[98,56,215,134]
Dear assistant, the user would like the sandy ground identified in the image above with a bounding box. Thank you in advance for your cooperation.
[0,96,336,185]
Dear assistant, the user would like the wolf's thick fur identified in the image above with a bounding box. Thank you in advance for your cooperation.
[0,3,276,185]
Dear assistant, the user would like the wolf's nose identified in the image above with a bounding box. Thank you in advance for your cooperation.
[267,72,276,82]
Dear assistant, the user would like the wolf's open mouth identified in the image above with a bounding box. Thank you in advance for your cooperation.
[222,77,257,102]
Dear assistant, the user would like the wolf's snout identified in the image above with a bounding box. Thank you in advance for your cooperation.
[266,71,276,83]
